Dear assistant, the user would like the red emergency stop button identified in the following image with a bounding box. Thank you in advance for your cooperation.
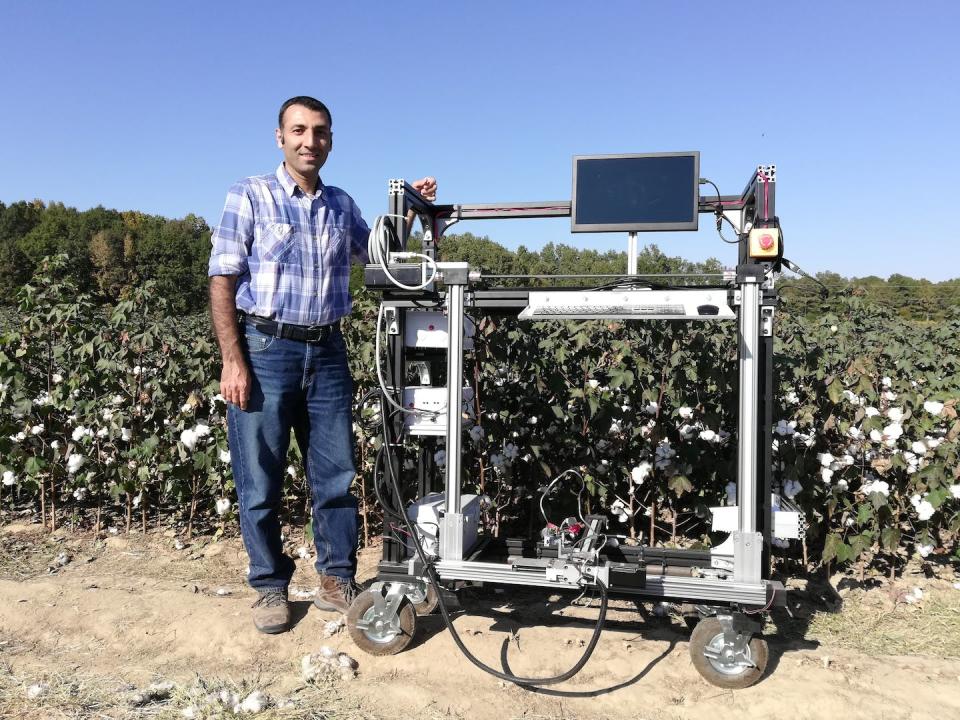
[748,227,780,258]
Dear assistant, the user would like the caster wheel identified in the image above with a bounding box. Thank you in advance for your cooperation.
[689,616,768,689]
[408,579,440,614]
[347,589,418,656]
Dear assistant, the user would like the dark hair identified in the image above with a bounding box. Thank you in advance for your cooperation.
[278,96,332,129]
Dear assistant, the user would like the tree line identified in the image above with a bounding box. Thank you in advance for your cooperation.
[2,200,958,319]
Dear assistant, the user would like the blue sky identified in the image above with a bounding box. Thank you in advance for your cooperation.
[1,1,957,280]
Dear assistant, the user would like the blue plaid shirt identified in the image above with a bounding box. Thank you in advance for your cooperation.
[208,163,370,326]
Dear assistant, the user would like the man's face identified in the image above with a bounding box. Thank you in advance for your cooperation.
[275,105,333,181]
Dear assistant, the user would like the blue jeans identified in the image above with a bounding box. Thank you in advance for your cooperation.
[228,321,357,590]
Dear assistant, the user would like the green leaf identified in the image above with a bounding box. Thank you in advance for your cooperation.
[667,475,693,497]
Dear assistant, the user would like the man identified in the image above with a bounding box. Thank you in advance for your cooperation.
[208,95,436,634]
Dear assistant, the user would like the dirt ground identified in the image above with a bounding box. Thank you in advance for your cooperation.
[0,521,958,720]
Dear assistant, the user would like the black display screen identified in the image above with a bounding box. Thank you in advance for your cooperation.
[572,153,699,232]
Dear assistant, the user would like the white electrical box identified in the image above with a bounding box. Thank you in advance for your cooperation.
[404,311,475,350]
[710,504,802,540]
[406,492,481,557]
[402,386,475,436]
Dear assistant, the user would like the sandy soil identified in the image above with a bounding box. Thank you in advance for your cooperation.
[0,522,958,720]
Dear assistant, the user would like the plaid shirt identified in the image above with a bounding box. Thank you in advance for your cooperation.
[208,163,370,326]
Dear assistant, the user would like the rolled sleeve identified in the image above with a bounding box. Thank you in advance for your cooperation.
[208,182,254,276]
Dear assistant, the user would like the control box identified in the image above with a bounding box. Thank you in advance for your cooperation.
[404,311,475,350]
[402,386,475,436]
[406,492,481,557]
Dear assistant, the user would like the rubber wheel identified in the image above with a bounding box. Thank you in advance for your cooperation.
[408,579,440,615]
[689,616,768,689]
[347,590,418,656]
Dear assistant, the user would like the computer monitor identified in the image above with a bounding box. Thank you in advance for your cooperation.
[571,152,700,233]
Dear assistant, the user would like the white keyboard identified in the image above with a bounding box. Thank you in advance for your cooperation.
[518,289,735,321]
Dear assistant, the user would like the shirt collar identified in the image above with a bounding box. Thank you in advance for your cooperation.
[276,163,324,199]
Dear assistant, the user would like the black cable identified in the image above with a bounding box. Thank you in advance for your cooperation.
[379,412,609,685]
[781,257,830,299]
[700,178,740,245]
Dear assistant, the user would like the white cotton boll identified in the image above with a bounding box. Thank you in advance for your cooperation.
[817,453,835,468]
[180,428,197,451]
[678,424,696,440]
[869,428,883,443]
[2,471,14,487]
[881,376,892,388]
[886,407,903,422]
[923,400,944,416]
[286,465,296,477]
[215,497,231,516]
[774,420,796,437]
[121,427,132,441]
[219,449,231,463]
[238,690,268,714]
[917,544,934,558]
[72,426,88,442]
[180,402,192,413]
[643,401,659,415]
[52,373,63,384]
[913,587,923,600]
[783,479,802,499]
[101,408,114,421]
[50,439,60,450]
[30,424,44,435]
[96,427,108,438]
[297,546,310,559]
[182,705,198,719]
[678,406,694,420]
[915,499,935,522]
[844,516,855,527]
[133,494,142,509]
[608,421,621,435]
[884,390,898,401]
[434,450,446,467]
[784,390,799,405]
[864,407,880,417]
[725,481,737,505]
[847,426,863,440]
[950,484,960,499]
[132,365,142,376]
[528,416,538,425]
[194,422,210,438]
[830,324,838,333]
[882,423,903,441]
[840,454,854,466]
[631,462,652,485]
[836,479,849,491]
[66,454,85,474]
[699,429,717,442]
[12,432,26,443]
[926,436,944,449]
[588,379,599,389]
[862,479,889,497]
[25,683,48,700]
[820,468,834,484]
[112,394,123,404]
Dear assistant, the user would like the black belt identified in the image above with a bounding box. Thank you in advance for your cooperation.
[243,314,340,343]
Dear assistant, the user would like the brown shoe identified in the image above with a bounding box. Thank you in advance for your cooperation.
[314,574,360,614]
[252,588,290,634]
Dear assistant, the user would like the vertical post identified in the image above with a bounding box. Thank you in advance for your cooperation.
[627,232,638,275]
[441,274,467,560]
[737,278,760,534]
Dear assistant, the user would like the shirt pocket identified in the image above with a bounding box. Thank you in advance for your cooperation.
[258,222,303,265]
[324,225,348,256]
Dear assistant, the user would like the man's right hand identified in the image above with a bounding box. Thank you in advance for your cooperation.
[220,359,252,410]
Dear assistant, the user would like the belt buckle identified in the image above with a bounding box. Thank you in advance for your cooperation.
[304,323,329,343]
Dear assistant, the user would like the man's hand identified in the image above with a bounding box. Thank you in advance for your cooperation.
[411,176,437,202]
[220,359,252,410]
[209,275,252,410]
